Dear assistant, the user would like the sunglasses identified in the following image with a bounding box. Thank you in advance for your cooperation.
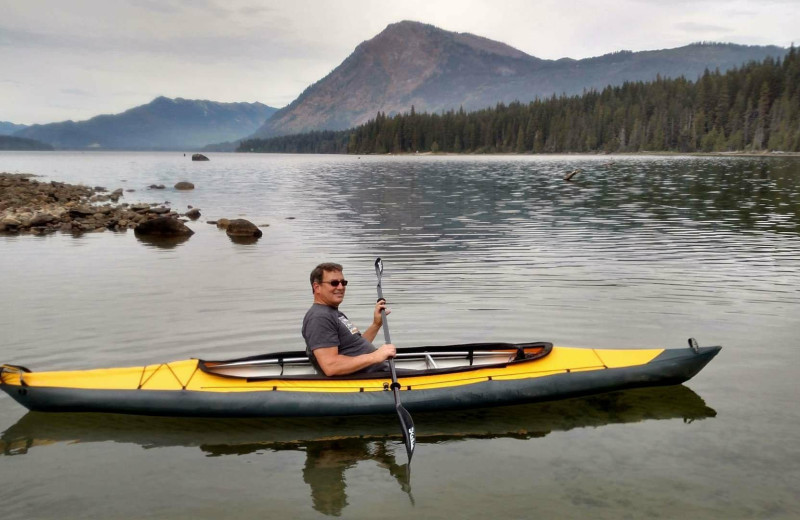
[320,279,348,287]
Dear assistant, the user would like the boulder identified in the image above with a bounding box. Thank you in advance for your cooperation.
[149,184,166,190]
[148,206,171,215]
[174,181,195,190]
[69,206,95,217]
[185,208,201,220]
[29,213,57,226]
[1,216,21,231]
[215,218,230,229]
[133,216,194,237]
[225,219,262,238]
[192,154,209,161]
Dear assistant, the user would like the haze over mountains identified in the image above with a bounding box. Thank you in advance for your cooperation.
[13,98,277,151]
[252,21,787,139]
[3,20,789,151]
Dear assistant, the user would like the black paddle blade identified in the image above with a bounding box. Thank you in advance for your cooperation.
[395,400,416,462]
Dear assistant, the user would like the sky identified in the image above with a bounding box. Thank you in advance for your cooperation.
[1,0,798,125]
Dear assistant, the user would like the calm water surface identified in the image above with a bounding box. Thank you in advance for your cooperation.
[1,152,799,519]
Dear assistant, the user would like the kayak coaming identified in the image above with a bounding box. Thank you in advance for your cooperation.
[0,343,721,417]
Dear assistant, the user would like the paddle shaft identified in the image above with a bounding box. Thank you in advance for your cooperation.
[374,258,415,463]
[375,282,400,383]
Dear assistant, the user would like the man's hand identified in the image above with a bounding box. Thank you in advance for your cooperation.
[374,343,396,362]
[363,299,392,343]
[373,298,391,327]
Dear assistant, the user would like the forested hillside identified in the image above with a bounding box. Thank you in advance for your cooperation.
[240,48,799,154]
[0,135,54,151]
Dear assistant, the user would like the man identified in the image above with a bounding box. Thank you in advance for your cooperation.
[302,262,396,376]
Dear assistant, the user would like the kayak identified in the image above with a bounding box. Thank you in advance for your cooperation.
[0,340,720,418]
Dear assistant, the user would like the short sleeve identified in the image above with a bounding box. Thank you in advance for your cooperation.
[303,310,340,352]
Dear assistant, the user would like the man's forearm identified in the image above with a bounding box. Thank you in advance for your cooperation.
[319,351,382,376]
[362,322,381,343]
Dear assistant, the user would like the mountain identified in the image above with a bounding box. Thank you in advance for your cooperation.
[14,97,278,150]
[0,135,53,151]
[0,122,28,135]
[251,20,788,139]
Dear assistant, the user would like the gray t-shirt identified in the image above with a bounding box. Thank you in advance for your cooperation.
[302,303,388,374]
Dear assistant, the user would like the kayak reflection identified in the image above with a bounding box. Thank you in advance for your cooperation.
[1,385,715,516]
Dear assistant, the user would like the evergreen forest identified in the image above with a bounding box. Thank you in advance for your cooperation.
[239,47,800,155]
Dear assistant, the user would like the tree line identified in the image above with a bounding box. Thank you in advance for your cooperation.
[238,47,799,154]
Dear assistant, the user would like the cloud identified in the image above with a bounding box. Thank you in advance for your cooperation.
[126,0,233,17]
[237,4,276,17]
[0,24,333,64]
[675,22,734,34]
[126,0,183,14]
[60,88,94,97]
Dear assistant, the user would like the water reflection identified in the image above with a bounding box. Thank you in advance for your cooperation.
[1,386,715,516]
[227,235,261,245]
[134,234,192,249]
[207,438,412,515]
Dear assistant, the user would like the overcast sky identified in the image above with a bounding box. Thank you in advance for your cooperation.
[1,0,797,125]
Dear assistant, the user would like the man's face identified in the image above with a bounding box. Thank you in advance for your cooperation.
[314,269,347,308]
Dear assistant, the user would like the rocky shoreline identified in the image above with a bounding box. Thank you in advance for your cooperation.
[0,173,194,235]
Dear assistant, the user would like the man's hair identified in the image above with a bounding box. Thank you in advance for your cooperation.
[310,262,343,289]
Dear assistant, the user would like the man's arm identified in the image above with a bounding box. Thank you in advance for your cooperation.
[313,344,396,376]
[361,299,389,343]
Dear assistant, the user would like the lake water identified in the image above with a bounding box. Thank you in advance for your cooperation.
[1,152,799,519]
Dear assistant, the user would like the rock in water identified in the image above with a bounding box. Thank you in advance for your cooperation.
[29,213,57,226]
[134,216,194,237]
[69,206,95,217]
[185,208,201,220]
[225,219,262,238]
[192,154,209,161]
[174,181,195,190]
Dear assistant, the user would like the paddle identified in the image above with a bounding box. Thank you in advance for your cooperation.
[374,257,416,463]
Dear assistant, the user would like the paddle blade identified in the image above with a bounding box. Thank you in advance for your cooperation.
[395,400,416,462]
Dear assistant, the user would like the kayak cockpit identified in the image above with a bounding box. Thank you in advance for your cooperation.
[198,342,553,379]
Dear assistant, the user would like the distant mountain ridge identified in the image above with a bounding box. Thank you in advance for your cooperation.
[252,20,788,139]
[0,122,28,135]
[15,97,278,150]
